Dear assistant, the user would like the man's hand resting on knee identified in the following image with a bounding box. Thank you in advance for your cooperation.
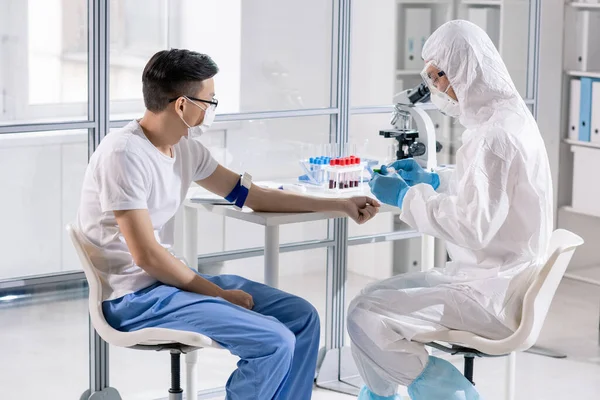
[222,289,254,310]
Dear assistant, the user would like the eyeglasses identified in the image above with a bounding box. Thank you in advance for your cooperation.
[168,96,218,108]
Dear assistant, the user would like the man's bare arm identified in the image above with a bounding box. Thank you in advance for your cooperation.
[197,165,380,223]
[114,209,253,308]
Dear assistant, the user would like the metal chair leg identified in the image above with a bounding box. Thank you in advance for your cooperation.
[169,351,183,400]
[185,350,199,400]
[506,352,516,400]
[463,355,475,385]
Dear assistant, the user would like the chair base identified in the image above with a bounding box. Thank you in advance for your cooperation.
[170,350,184,400]
[79,345,197,400]
[463,355,475,385]
[80,387,122,400]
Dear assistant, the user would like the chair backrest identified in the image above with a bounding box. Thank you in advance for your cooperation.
[416,229,583,355]
[67,223,219,349]
[511,229,584,350]
[66,223,116,342]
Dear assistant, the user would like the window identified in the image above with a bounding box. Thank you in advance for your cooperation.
[109,0,334,119]
[0,0,88,124]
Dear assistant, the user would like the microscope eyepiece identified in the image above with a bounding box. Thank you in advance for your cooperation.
[408,82,431,104]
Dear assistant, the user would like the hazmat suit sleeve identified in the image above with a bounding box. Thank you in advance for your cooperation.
[400,136,515,251]
[433,166,455,194]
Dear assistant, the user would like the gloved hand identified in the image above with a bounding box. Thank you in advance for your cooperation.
[369,166,410,208]
[389,159,440,190]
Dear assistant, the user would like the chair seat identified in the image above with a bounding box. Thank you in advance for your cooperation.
[97,325,223,351]
[413,328,522,356]
[426,341,509,358]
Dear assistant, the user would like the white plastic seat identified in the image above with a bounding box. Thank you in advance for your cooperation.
[413,229,584,400]
[67,223,222,400]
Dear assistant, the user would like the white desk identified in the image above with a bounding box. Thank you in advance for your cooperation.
[182,197,397,288]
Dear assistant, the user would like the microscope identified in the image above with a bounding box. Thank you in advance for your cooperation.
[379,82,442,170]
[381,82,444,272]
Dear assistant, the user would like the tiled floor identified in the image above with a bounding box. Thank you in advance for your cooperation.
[1,271,599,399]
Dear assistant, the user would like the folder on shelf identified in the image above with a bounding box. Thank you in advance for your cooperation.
[592,81,600,143]
[404,8,431,70]
[579,77,600,142]
[569,79,581,141]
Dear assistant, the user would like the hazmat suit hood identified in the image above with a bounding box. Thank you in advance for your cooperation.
[422,20,523,129]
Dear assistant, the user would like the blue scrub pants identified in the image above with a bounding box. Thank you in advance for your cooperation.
[102,274,320,400]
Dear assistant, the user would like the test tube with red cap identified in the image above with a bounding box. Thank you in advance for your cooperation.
[329,159,336,189]
[344,159,350,188]
[355,157,361,187]
[337,159,342,188]
[338,159,343,189]
[350,157,355,187]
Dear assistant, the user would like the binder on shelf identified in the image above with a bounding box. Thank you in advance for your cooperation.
[578,77,600,142]
[591,81,600,143]
[569,79,581,141]
[404,8,431,70]
[467,7,500,49]
[566,10,600,72]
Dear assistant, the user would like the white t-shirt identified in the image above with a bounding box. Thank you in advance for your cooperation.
[77,120,218,301]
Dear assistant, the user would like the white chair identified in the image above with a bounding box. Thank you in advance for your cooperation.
[413,229,584,400]
[67,224,222,400]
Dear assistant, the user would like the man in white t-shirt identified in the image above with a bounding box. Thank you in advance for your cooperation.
[77,49,380,400]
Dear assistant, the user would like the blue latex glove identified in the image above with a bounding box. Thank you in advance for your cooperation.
[389,159,440,190]
[369,166,410,208]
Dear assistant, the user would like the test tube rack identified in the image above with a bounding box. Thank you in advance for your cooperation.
[299,156,366,192]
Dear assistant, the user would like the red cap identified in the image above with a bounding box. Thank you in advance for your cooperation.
[356,157,361,164]
[329,159,335,166]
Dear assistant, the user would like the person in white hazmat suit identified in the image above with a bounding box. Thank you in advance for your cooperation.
[348,20,553,400]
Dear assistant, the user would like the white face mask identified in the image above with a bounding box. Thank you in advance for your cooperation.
[180,96,216,139]
[430,86,461,118]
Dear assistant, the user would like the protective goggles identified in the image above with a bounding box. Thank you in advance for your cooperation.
[420,61,451,93]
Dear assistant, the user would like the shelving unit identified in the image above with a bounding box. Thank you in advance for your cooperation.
[396,0,451,4]
[560,2,600,278]
[461,0,502,6]
[396,69,422,76]
[566,70,600,79]
[560,206,600,219]
[564,138,600,149]
[562,2,600,217]
[568,2,600,11]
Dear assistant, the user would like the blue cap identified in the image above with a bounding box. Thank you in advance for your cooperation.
[309,157,315,164]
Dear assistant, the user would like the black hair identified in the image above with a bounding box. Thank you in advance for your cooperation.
[142,49,219,112]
